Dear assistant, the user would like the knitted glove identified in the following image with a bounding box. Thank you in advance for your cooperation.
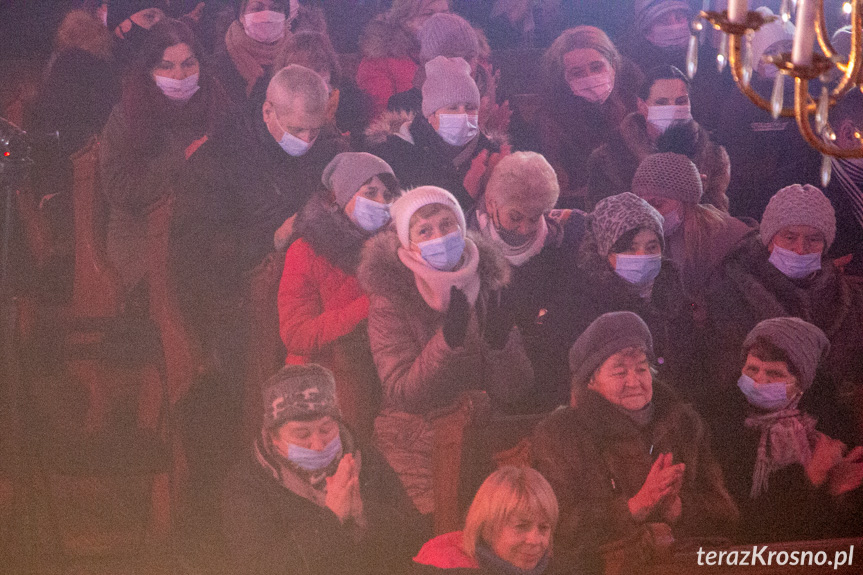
[483,291,515,350]
[443,286,470,349]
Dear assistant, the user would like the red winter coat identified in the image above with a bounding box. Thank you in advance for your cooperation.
[414,531,478,569]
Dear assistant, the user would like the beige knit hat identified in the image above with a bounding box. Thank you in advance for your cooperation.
[743,317,830,391]
[390,186,466,248]
[759,184,836,250]
[421,56,481,117]
[632,152,704,204]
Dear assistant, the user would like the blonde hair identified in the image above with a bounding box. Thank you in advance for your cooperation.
[389,0,453,26]
[681,202,726,273]
[486,152,560,212]
[543,26,619,87]
[462,467,559,559]
[55,9,112,61]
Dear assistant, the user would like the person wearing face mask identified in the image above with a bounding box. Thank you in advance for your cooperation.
[107,0,169,68]
[532,311,737,573]
[222,364,423,575]
[357,0,451,117]
[712,318,863,544]
[587,65,730,213]
[704,184,863,446]
[557,192,698,396]
[469,151,588,409]
[619,0,690,77]
[278,152,401,441]
[716,7,821,222]
[367,56,506,212]
[632,152,756,305]
[538,26,643,207]
[100,18,227,297]
[211,0,296,102]
[413,466,559,575]
[357,186,534,515]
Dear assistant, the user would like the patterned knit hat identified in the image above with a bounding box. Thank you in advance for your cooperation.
[569,311,654,388]
[261,364,340,429]
[743,317,830,391]
[422,56,481,117]
[590,192,665,257]
[419,13,480,64]
[322,152,396,208]
[635,0,691,32]
[632,152,704,204]
[390,185,466,248]
[107,0,168,33]
[759,184,836,250]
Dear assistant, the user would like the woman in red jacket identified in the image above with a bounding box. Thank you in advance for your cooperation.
[278,152,401,440]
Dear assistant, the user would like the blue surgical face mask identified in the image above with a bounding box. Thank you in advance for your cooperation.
[277,130,315,157]
[768,245,822,279]
[154,72,200,102]
[287,434,342,471]
[737,373,791,411]
[436,113,479,147]
[415,230,465,271]
[351,195,391,232]
[613,253,662,286]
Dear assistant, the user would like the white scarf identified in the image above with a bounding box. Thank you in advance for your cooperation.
[397,238,481,312]
[476,210,548,267]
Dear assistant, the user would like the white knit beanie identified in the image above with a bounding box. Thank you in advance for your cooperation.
[421,56,481,117]
[390,186,466,248]
[760,184,836,250]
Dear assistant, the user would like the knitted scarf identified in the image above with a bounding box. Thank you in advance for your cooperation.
[744,407,822,499]
[397,238,481,312]
[475,542,549,575]
[224,20,290,96]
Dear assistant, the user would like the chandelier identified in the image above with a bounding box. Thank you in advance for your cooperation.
[688,0,863,185]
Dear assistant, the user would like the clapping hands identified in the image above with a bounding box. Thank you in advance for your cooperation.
[628,453,686,524]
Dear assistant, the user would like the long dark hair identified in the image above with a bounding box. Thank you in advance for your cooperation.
[120,18,225,155]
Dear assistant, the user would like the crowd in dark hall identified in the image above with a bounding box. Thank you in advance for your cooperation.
[2,0,863,573]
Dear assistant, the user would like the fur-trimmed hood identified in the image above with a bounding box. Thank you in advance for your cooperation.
[364,109,510,151]
[358,228,511,311]
[359,14,419,60]
[295,193,373,275]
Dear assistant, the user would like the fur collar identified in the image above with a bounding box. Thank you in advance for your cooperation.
[359,15,418,60]
[358,229,511,311]
[295,193,372,275]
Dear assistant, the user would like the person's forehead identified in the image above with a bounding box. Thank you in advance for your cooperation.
[649,78,687,96]
[563,48,607,69]
[778,224,824,238]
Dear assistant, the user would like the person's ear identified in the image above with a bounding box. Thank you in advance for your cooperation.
[262,100,274,123]
[636,97,649,117]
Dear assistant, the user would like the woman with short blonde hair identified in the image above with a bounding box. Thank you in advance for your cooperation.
[414,466,558,573]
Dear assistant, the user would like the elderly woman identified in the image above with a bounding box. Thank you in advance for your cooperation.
[366,56,505,212]
[222,364,422,575]
[413,466,558,574]
[469,151,588,409]
[713,318,863,543]
[532,311,738,573]
[705,184,863,445]
[538,26,642,206]
[278,152,400,441]
[358,185,534,515]
[100,17,227,296]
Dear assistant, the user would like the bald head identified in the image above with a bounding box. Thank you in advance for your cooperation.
[263,64,330,148]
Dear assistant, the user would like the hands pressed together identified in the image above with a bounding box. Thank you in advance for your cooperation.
[325,453,363,524]
[628,452,686,524]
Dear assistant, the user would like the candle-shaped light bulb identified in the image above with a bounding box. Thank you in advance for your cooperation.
[687,34,699,78]
[717,34,728,72]
[792,0,816,65]
[728,0,749,23]
[770,72,785,119]
[821,154,832,187]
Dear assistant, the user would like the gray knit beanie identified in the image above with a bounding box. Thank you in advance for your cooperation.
[419,13,480,64]
[322,152,396,209]
[261,364,340,429]
[569,311,654,388]
[743,317,830,391]
[760,184,836,250]
[591,192,665,257]
[635,0,692,33]
[422,56,481,117]
[632,152,703,204]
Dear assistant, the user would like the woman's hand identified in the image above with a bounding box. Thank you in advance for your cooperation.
[828,446,863,496]
[628,453,685,523]
[273,214,297,251]
[326,454,359,522]
[806,435,846,488]
[462,145,512,200]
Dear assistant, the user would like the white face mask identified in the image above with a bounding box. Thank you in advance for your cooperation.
[569,72,614,104]
[613,253,662,286]
[768,245,822,279]
[243,10,286,44]
[154,72,200,102]
[737,374,792,411]
[646,22,690,49]
[646,104,692,135]
[272,112,316,157]
[436,113,479,147]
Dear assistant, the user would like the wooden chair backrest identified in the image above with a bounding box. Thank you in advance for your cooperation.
[69,138,121,318]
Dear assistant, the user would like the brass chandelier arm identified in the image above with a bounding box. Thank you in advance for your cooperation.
[827,0,863,99]
[794,78,863,158]
[727,33,799,117]
[815,0,849,72]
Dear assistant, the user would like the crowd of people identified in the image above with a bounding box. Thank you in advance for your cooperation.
[4,0,863,574]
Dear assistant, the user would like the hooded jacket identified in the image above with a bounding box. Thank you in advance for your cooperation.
[365,111,506,212]
[531,383,738,573]
[357,14,420,116]
[357,229,534,513]
[586,113,730,213]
